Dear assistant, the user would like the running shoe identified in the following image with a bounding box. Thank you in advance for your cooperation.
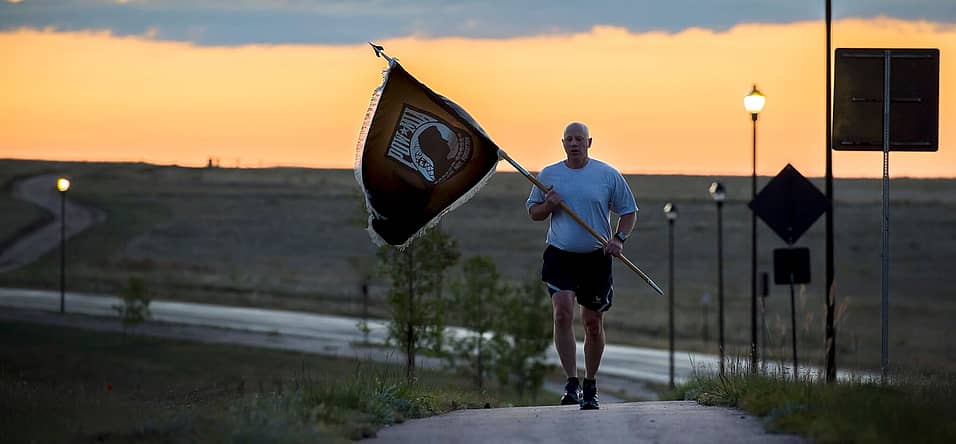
[581,379,599,410]
[560,377,582,406]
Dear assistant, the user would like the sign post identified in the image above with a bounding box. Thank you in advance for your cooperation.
[750,164,826,378]
[833,48,939,382]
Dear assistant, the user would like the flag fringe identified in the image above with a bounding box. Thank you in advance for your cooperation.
[353,60,391,246]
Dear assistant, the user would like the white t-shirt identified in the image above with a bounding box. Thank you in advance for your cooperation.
[526,158,638,253]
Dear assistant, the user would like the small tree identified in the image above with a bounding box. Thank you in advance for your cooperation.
[490,278,553,402]
[450,256,505,389]
[377,225,459,381]
[113,277,151,335]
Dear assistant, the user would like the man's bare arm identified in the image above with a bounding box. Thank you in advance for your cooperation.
[615,211,638,237]
[529,188,563,221]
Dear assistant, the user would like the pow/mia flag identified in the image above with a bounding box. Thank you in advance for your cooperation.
[355,60,500,246]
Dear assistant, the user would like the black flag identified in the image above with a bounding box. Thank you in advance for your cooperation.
[355,59,500,246]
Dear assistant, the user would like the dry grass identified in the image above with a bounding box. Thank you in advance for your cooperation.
[0,319,513,442]
[672,362,956,443]
[1,159,954,372]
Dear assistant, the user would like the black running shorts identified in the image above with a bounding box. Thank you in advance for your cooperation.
[541,245,613,312]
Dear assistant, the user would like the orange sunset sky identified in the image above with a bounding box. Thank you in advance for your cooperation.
[2,17,954,177]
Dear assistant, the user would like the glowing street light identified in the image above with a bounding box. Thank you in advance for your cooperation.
[57,177,70,314]
[57,177,71,193]
[744,83,766,373]
[744,84,766,115]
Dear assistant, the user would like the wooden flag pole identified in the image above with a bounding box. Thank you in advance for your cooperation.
[498,149,665,296]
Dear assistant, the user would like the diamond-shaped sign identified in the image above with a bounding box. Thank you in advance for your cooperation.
[749,164,827,245]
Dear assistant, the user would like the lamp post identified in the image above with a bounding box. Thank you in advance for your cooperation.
[744,84,766,373]
[56,177,71,314]
[664,202,678,389]
[709,181,726,376]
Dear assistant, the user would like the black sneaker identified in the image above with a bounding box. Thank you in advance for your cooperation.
[560,377,582,406]
[581,379,599,410]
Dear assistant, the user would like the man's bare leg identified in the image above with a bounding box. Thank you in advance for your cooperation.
[552,290,577,378]
[582,306,605,379]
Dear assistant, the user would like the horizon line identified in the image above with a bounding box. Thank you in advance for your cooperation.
[3,157,953,181]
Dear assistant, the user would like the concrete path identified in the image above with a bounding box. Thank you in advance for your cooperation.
[0,174,106,272]
[369,401,806,444]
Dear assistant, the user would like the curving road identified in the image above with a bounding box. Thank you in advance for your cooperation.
[0,174,106,273]
[0,288,710,384]
[0,288,871,388]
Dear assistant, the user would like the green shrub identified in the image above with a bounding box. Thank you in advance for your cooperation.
[112,277,151,331]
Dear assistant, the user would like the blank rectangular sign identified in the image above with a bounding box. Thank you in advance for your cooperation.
[774,248,811,285]
[832,48,939,151]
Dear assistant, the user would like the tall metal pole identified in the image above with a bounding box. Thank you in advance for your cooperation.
[59,190,66,314]
[789,271,799,380]
[761,286,768,373]
[717,201,725,376]
[668,217,675,389]
[880,50,891,383]
[751,113,759,374]
[824,0,837,385]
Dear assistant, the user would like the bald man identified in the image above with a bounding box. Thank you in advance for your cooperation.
[526,122,638,410]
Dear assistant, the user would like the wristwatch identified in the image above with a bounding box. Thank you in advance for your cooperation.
[614,232,628,243]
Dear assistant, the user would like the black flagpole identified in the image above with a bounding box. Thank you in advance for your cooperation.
[824,0,837,383]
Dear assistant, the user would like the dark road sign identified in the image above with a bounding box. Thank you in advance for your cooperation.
[773,248,811,285]
[833,48,939,152]
[749,164,827,246]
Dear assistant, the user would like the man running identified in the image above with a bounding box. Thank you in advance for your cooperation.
[527,121,638,410]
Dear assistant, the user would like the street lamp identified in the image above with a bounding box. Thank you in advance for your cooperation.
[56,177,71,314]
[664,202,678,389]
[744,84,765,373]
[708,181,726,376]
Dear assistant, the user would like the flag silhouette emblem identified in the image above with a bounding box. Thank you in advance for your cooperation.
[387,105,473,184]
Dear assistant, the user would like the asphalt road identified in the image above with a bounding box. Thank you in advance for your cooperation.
[0,288,870,387]
[0,288,714,386]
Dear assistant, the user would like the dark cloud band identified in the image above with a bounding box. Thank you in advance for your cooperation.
[1,1,953,46]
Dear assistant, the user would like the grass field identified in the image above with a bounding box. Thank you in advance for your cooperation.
[1,159,954,373]
[671,362,956,443]
[0,319,539,442]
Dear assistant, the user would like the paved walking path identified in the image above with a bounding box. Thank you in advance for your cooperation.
[368,401,806,443]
